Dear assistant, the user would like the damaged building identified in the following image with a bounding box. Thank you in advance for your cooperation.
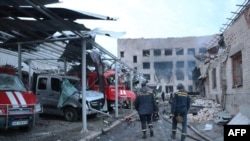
[196,1,250,122]
[118,1,250,123]
[117,35,216,94]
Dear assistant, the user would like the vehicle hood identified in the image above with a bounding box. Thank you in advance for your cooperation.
[0,91,37,107]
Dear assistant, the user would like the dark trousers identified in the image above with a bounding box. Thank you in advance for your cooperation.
[139,114,153,132]
[161,93,165,101]
[172,113,187,141]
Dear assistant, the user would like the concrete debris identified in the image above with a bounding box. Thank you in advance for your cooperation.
[214,111,232,125]
[188,98,222,123]
[192,98,221,108]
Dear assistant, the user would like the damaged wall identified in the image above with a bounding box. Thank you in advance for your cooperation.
[223,4,250,118]
[206,58,223,103]
[205,3,250,118]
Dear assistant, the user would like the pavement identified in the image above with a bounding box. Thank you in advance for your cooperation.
[80,109,138,141]
[79,108,224,141]
[187,121,224,141]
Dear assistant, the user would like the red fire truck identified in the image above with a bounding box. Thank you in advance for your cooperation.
[69,69,136,111]
[0,66,41,131]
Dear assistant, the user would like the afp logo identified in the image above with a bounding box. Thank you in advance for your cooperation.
[224,125,250,140]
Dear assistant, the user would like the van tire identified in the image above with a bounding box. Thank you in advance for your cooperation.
[107,101,114,112]
[63,107,78,122]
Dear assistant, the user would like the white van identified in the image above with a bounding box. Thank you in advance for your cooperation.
[32,73,104,121]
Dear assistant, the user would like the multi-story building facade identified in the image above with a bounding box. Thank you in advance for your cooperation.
[117,36,215,93]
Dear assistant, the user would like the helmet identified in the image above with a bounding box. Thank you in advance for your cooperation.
[140,76,148,87]
[177,83,184,90]
[141,80,148,87]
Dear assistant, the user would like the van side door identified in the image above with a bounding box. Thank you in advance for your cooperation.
[36,76,62,115]
[48,76,61,110]
[36,76,50,113]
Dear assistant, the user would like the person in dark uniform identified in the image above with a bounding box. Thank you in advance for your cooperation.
[134,82,158,139]
[170,83,190,141]
[161,91,165,101]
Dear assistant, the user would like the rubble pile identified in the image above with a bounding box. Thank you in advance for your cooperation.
[188,98,222,123]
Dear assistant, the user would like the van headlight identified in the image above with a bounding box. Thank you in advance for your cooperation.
[35,103,42,113]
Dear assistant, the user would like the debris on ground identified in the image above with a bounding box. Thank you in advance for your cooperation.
[188,98,222,123]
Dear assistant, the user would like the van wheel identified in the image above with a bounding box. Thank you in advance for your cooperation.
[107,101,114,112]
[63,107,78,122]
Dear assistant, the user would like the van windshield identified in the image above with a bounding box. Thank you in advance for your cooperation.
[0,74,26,91]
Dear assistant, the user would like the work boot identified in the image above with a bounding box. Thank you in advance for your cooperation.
[150,128,154,137]
[181,135,186,141]
[142,131,147,139]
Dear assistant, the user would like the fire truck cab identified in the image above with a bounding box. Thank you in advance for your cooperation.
[0,66,41,131]
[87,70,136,111]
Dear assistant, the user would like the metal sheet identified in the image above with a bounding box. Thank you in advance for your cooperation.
[227,112,250,125]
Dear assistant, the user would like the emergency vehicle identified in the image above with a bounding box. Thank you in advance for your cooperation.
[32,73,104,121]
[69,69,136,111]
[0,66,41,131]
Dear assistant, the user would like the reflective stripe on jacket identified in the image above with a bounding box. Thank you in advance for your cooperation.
[171,90,190,115]
[134,86,157,115]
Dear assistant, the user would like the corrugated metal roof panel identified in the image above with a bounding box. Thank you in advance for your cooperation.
[0,0,117,70]
[228,112,250,125]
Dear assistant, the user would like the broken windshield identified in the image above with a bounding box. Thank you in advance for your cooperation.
[0,74,26,91]
[66,78,82,91]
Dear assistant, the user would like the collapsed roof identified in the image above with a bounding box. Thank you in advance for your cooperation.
[0,0,117,71]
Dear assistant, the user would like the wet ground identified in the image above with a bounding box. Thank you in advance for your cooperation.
[89,102,224,141]
[0,101,224,141]
[0,107,136,141]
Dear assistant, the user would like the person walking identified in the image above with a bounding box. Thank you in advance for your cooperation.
[134,82,158,139]
[161,91,165,102]
[170,83,190,141]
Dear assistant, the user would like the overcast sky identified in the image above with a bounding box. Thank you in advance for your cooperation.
[50,0,246,56]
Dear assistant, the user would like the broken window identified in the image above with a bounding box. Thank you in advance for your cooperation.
[176,61,184,68]
[176,61,184,80]
[176,48,184,55]
[231,51,242,87]
[188,61,196,80]
[0,74,26,91]
[143,74,150,81]
[165,86,173,93]
[188,85,193,92]
[199,48,206,54]
[212,68,217,89]
[133,56,137,63]
[154,62,173,83]
[188,48,195,55]
[143,50,150,57]
[143,62,150,69]
[165,49,172,56]
[120,51,124,57]
[154,49,161,56]
[175,69,184,80]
